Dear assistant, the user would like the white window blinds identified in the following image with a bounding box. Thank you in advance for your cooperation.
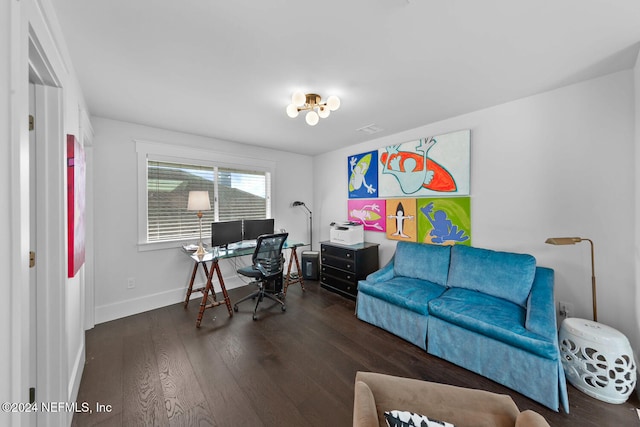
[147,160,269,243]
[217,168,269,221]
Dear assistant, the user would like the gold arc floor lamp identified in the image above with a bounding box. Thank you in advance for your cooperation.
[187,191,211,257]
[545,237,597,322]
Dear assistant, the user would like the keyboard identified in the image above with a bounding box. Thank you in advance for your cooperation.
[228,240,257,250]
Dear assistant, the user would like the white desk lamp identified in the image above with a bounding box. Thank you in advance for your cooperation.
[187,191,211,256]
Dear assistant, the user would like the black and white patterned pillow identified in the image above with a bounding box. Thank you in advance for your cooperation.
[384,410,455,427]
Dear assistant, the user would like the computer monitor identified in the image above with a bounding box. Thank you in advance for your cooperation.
[211,220,243,248]
[243,218,274,241]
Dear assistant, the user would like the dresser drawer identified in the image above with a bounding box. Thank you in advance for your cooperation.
[321,254,356,273]
[321,244,356,260]
[321,265,357,283]
[321,274,357,297]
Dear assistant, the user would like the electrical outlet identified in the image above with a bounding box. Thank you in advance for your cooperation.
[126,277,136,289]
[558,301,573,319]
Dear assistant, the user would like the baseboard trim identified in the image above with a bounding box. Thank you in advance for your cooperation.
[68,338,85,403]
[95,276,250,324]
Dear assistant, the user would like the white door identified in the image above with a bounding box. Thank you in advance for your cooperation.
[28,82,37,427]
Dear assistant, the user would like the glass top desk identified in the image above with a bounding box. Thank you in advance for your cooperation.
[182,240,307,327]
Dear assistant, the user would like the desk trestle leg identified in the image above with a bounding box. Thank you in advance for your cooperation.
[284,247,305,296]
[196,260,233,328]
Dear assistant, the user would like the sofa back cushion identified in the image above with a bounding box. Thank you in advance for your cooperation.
[447,245,536,307]
[394,242,451,286]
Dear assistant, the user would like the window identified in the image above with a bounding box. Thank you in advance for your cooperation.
[137,140,274,247]
[217,168,270,222]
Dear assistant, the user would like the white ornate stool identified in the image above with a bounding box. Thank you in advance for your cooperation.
[559,317,636,403]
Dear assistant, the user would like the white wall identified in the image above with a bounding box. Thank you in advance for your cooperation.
[315,70,638,350]
[91,117,314,324]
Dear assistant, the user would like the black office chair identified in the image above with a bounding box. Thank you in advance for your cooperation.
[233,232,288,320]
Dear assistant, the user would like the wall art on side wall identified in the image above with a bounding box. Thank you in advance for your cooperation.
[385,198,417,242]
[347,199,386,232]
[378,129,470,198]
[348,150,378,198]
[417,197,471,246]
[67,134,86,278]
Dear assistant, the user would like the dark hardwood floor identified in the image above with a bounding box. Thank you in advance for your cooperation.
[72,281,640,426]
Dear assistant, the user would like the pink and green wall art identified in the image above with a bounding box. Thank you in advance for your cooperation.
[348,150,378,199]
[417,197,471,246]
[347,199,386,232]
[378,130,470,198]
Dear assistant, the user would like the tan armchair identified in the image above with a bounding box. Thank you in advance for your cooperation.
[353,372,550,427]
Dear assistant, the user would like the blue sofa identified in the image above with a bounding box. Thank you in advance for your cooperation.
[356,242,569,413]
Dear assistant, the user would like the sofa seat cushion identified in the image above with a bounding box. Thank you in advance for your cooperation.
[448,245,536,307]
[428,288,558,360]
[358,277,446,316]
[394,242,451,286]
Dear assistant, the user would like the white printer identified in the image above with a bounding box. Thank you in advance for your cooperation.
[329,221,364,245]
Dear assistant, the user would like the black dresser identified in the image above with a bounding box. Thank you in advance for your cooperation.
[320,241,379,300]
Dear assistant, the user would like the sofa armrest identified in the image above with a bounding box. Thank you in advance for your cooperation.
[525,267,557,340]
[515,410,550,427]
[354,371,520,427]
[364,256,395,283]
[353,380,379,427]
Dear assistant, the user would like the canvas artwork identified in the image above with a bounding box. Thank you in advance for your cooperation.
[385,198,417,242]
[378,130,470,198]
[347,199,386,232]
[416,197,471,246]
[67,134,86,278]
[348,150,378,198]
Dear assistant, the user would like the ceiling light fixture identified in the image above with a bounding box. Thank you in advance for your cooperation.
[286,92,341,126]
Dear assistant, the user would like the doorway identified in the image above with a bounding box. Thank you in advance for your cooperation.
[28,32,66,426]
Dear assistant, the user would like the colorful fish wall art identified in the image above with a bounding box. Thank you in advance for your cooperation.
[347,199,386,232]
[378,130,470,198]
[348,150,378,199]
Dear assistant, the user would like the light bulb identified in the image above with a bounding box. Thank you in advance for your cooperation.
[318,106,330,119]
[305,110,319,126]
[292,91,306,107]
[286,104,299,118]
[326,95,341,111]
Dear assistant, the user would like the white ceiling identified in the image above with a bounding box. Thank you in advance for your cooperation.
[50,0,640,156]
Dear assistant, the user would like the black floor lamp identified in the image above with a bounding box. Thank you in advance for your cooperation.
[292,201,312,250]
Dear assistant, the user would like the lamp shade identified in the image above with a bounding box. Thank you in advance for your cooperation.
[305,110,319,126]
[292,91,306,107]
[318,106,331,119]
[187,191,211,211]
[326,95,341,111]
[545,237,583,245]
[286,104,299,118]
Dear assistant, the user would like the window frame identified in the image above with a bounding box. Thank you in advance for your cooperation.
[136,139,275,251]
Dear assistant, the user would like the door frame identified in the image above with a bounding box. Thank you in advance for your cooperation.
[10,1,85,425]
